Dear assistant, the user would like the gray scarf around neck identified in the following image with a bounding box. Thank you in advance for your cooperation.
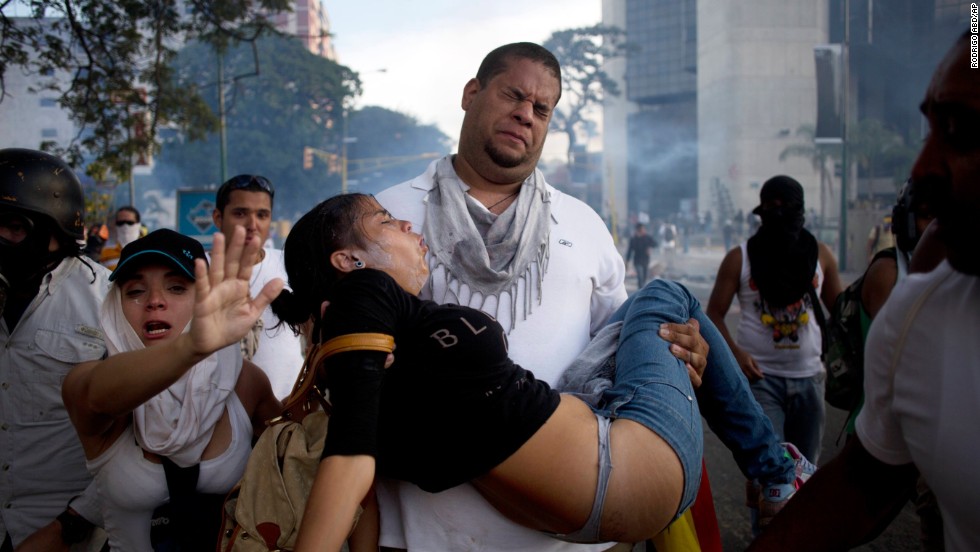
[423,156,551,331]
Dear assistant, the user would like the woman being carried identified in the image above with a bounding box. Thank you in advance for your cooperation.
[273,194,809,551]
[63,228,283,550]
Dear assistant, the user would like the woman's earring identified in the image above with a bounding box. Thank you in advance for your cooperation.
[354,260,365,269]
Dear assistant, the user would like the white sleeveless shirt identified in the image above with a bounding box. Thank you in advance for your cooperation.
[735,242,826,378]
[87,393,252,551]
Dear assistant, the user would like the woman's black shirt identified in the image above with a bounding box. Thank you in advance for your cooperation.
[318,269,561,493]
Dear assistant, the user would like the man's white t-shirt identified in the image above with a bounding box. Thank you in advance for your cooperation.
[250,248,305,399]
[856,260,980,552]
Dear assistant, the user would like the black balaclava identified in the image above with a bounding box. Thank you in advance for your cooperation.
[0,213,70,328]
[746,175,819,308]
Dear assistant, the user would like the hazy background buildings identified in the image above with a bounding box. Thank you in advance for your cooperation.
[602,0,968,268]
[0,0,971,267]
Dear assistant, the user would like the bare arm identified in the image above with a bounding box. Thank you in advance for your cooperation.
[748,437,917,551]
[13,522,68,552]
[294,455,376,552]
[705,248,762,381]
[64,334,213,438]
[63,228,284,440]
[818,242,843,309]
[346,488,379,552]
[237,360,284,437]
[860,257,898,320]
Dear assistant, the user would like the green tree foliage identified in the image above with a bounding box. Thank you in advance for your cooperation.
[0,0,291,181]
[543,24,628,168]
[344,105,451,195]
[848,118,917,190]
[83,186,114,227]
[158,33,360,220]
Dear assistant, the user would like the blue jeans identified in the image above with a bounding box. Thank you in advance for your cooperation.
[596,280,795,516]
[750,373,826,464]
[634,259,650,289]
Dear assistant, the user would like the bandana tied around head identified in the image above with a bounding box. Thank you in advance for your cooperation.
[747,175,818,308]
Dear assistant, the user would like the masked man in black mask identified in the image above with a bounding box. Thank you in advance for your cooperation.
[0,149,111,550]
[707,176,842,462]
[706,176,841,527]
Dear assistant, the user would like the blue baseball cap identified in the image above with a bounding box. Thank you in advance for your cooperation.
[110,228,206,282]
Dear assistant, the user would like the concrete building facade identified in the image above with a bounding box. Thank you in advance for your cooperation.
[269,0,337,60]
[697,1,830,227]
[0,20,76,152]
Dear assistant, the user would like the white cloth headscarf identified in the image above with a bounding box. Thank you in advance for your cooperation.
[100,286,242,467]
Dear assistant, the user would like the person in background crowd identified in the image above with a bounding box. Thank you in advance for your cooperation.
[748,31,980,552]
[625,223,657,289]
[733,209,745,239]
[866,214,896,261]
[707,175,842,464]
[84,223,109,261]
[0,148,110,550]
[658,220,678,254]
[100,206,143,271]
[212,175,306,400]
[706,175,842,530]
[722,219,735,253]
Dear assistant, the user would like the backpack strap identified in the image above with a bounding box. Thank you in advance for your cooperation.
[270,333,395,425]
[806,286,829,361]
[883,272,945,402]
[806,286,827,329]
[319,333,395,356]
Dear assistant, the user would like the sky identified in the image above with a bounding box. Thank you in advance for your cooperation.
[326,0,603,161]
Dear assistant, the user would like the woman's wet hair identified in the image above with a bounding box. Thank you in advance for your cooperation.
[271,193,375,333]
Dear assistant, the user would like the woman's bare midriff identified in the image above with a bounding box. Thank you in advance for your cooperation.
[473,394,684,542]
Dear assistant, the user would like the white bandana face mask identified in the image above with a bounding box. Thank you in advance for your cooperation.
[117,223,141,247]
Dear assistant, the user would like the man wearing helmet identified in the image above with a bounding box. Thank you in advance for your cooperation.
[0,149,110,549]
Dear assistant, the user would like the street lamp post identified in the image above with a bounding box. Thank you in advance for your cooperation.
[341,108,349,194]
[839,0,851,272]
[217,53,228,185]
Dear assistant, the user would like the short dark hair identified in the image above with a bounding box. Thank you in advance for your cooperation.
[116,205,140,222]
[215,174,275,212]
[475,42,562,102]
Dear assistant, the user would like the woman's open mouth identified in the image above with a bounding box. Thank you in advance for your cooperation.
[144,321,172,338]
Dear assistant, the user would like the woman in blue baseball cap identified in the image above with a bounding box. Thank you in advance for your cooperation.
[62,227,283,551]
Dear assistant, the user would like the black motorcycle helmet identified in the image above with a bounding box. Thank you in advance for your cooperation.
[0,148,85,243]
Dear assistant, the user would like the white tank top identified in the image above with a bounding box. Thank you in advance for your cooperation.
[735,242,826,378]
[87,393,252,551]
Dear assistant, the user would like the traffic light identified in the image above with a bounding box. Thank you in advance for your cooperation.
[303,147,314,170]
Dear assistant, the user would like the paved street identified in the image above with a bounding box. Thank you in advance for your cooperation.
[628,243,921,551]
